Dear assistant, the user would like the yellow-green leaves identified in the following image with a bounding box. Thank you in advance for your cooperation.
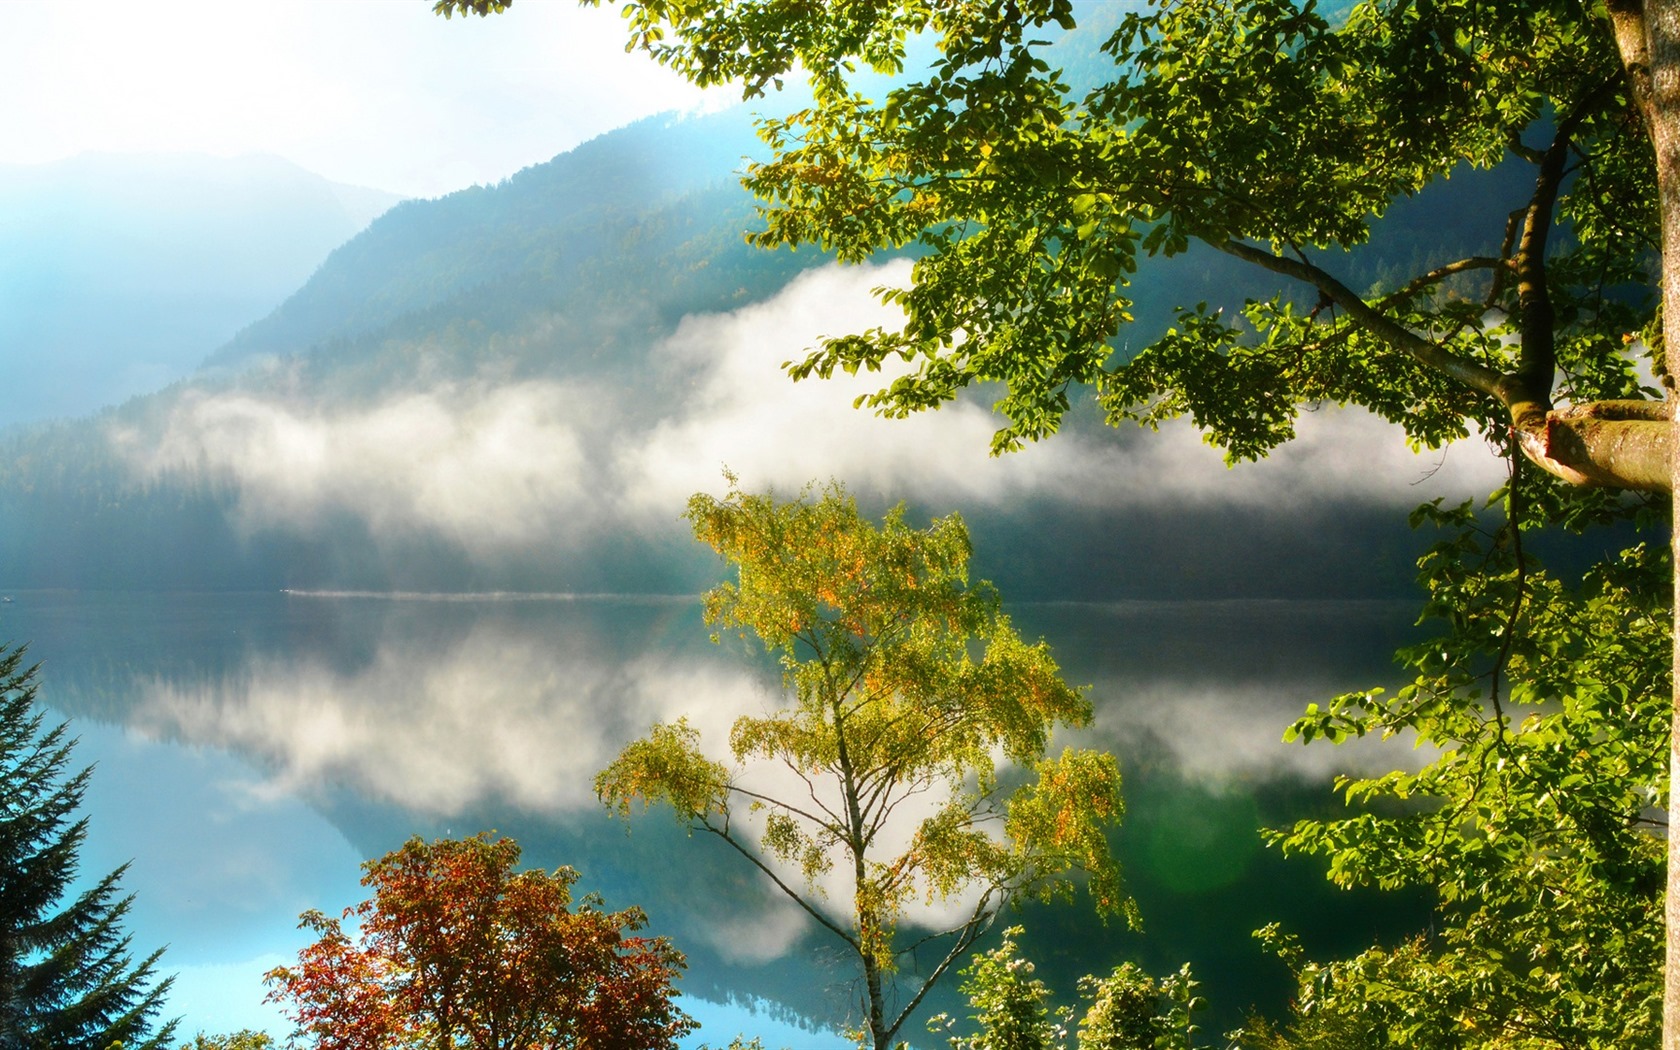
[595,718,729,823]
[601,479,1126,1049]
[1006,747,1132,925]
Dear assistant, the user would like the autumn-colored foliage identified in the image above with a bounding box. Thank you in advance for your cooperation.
[264,833,694,1050]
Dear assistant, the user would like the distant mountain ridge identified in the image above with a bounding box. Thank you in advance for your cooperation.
[0,152,403,425]
[0,26,1511,598]
[208,109,773,372]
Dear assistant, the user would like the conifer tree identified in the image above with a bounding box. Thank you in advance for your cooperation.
[0,642,175,1050]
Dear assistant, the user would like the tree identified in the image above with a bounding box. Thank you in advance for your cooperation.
[0,641,177,1050]
[1246,508,1669,1047]
[263,833,694,1050]
[929,927,1210,1050]
[177,1032,275,1050]
[596,478,1127,1050]
[435,0,1680,1040]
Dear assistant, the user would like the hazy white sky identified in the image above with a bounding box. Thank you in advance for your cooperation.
[0,0,721,198]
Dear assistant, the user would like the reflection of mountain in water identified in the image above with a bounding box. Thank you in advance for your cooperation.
[5,590,1428,1040]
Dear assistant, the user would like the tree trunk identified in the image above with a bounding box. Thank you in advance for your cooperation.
[1655,0,1680,1030]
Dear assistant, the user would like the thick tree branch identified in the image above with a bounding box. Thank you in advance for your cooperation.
[1508,401,1673,489]
[1213,239,1673,491]
[1513,75,1626,395]
[1212,238,1507,395]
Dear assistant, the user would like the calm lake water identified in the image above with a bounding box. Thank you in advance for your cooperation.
[0,589,1430,1046]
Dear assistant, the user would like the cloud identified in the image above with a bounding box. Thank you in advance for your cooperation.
[621,261,1506,512]
[1080,678,1433,784]
[113,262,1507,574]
[115,381,603,557]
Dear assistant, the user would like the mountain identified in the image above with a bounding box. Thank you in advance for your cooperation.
[0,41,1522,598]
[0,152,403,425]
[206,109,773,374]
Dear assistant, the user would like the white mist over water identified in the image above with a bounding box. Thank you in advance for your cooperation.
[115,261,1506,572]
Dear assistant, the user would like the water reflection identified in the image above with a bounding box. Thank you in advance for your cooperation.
[1,590,1431,1043]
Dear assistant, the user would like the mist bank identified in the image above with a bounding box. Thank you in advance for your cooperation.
[0,258,1504,599]
[0,78,1547,599]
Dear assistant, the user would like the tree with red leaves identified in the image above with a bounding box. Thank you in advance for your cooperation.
[264,833,694,1050]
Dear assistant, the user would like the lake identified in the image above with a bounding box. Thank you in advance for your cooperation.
[0,588,1431,1046]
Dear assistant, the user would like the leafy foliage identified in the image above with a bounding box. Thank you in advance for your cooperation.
[1255,499,1668,1047]
[569,0,1659,494]
[597,478,1127,1049]
[930,927,1211,1050]
[264,833,694,1050]
[177,1032,276,1050]
[0,642,176,1050]
[529,0,1677,1030]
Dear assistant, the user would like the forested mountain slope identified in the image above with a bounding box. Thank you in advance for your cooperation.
[0,54,1518,597]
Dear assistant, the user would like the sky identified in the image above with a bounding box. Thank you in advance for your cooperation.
[0,0,722,199]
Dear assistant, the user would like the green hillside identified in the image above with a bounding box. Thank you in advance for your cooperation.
[0,32,1530,597]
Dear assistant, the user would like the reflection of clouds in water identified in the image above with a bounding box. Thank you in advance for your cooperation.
[133,626,723,816]
[616,662,1002,941]
[1084,679,1432,783]
[692,890,810,967]
[112,262,1506,565]
[616,661,823,963]
[125,598,1431,975]
[134,620,1027,956]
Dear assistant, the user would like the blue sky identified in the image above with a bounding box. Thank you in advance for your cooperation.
[0,0,722,198]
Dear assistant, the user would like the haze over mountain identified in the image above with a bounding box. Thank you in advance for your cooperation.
[0,152,401,425]
[0,7,1521,600]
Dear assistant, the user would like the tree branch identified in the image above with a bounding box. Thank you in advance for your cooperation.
[1376,256,1508,311]
[1510,407,1672,489]
[726,782,840,834]
[1213,162,1674,493]
[885,892,1003,1041]
[1212,238,1507,396]
[1512,74,1627,397]
[701,820,861,950]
